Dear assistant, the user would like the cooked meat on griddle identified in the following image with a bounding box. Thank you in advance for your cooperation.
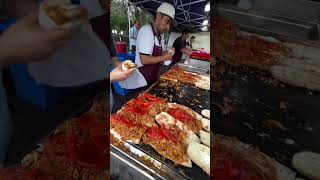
[213,17,292,70]
[142,127,191,167]
[110,114,148,143]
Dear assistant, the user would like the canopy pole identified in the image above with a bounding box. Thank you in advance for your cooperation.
[127,1,131,45]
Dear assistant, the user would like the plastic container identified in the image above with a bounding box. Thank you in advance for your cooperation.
[116,53,135,63]
[115,42,127,54]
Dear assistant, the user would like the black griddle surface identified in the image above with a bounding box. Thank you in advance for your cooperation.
[212,62,320,169]
[135,82,210,179]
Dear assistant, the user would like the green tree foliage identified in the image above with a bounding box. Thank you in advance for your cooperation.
[111,0,153,43]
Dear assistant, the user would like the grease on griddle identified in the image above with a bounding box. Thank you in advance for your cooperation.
[307,89,313,96]
[284,138,296,146]
[247,113,255,118]
[264,119,288,131]
[240,76,248,82]
[305,126,314,132]
[222,97,234,114]
[264,112,271,116]
[253,98,276,110]
[212,80,223,92]
[217,64,226,74]
[280,101,288,111]
[193,99,201,104]
[273,150,292,166]
[257,132,271,140]
[242,122,254,130]
[213,97,234,115]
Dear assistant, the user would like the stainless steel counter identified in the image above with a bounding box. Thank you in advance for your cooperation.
[214,4,320,42]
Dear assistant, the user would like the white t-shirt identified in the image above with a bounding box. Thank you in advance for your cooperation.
[135,24,164,67]
[129,27,138,47]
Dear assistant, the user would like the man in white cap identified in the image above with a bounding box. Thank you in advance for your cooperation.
[135,2,176,86]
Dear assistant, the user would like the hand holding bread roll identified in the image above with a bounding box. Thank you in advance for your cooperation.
[122,60,137,71]
[40,0,88,29]
[164,47,175,65]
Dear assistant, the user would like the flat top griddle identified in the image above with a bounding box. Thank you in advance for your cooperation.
[111,64,210,179]
[145,82,210,179]
[212,62,320,172]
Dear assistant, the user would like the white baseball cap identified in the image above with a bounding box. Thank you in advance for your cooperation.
[156,2,177,27]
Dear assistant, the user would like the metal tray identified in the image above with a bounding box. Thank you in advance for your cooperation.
[184,59,210,71]
[176,63,210,75]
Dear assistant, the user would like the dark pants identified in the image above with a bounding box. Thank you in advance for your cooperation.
[131,45,136,54]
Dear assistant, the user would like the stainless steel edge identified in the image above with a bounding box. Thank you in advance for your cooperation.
[110,143,189,180]
[214,4,320,42]
[177,63,210,75]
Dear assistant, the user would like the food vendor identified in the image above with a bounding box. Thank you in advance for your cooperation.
[171,29,193,65]
[187,36,196,50]
[135,2,176,86]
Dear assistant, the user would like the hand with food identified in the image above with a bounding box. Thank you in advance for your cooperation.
[162,52,174,61]
[168,47,175,54]
[0,9,80,68]
[110,65,134,82]
[122,60,137,71]
[41,0,89,28]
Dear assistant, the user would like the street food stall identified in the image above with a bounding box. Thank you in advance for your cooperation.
[110,0,211,179]
[212,1,320,179]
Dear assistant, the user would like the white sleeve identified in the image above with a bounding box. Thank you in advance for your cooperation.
[137,26,154,55]
[129,28,133,37]
[161,35,165,49]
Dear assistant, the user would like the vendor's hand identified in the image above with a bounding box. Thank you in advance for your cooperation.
[110,65,134,82]
[0,10,81,66]
[162,52,173,61]
[186,47,193,51]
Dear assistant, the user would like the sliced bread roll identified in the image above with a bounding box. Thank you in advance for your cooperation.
[201,118,210,132]
[201,109,210,119]
[271,65,320,91]
[284,42,320,59]
[155,112,200,145]
[199,130,210,147]
[187,141,210,174]
[280,58,320,75]
[292,151,320,180]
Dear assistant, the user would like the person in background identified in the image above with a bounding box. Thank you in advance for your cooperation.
[135,2,176,86]
[95,0,134,110]
[129,19,141,54]
[187,35,196,50]
[171,29,193,65]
